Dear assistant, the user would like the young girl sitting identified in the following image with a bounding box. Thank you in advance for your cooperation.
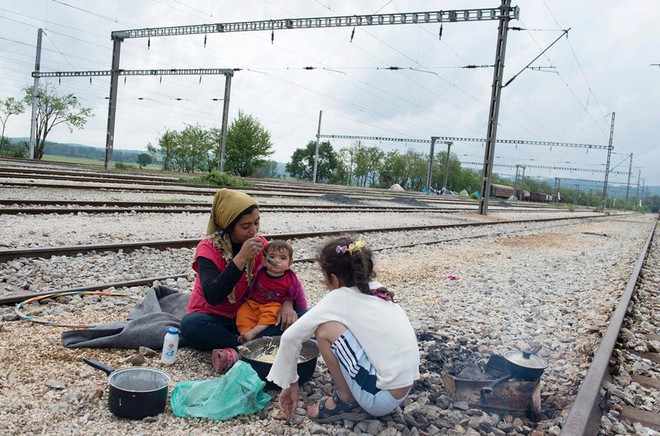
[236,240,307,343]
[267,237,420,423]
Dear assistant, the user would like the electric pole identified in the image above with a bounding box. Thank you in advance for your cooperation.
[441,142,452,194]
[625,153,632,205]
[313,110,322,183]
[479,0,515,215]
[218,72,233,173]
[601,112,615,209]
[29,28,43,160]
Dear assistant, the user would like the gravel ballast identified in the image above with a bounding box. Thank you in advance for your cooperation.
[0,180,657,435]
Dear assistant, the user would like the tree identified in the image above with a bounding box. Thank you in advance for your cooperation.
[255,160,281,178]
[430,150,464,192]
[286,141,339,183]
[379,150,408,188]
[147,129,179,171]
[136,153,152,168]
[22,83,93,159]
[403,150,428,191]
[0,97,25,153]
[179,123,214,172]
[224,110,274,177]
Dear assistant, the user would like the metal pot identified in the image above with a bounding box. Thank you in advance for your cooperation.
[237,336,319,388]
[503,349,548,380]
[84,357,170,419]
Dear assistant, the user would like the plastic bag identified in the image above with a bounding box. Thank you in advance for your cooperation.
[171,361,271,420]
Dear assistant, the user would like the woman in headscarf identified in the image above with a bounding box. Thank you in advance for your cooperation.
[180,189,301,369]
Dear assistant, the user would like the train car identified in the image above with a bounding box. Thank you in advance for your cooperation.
[529,192,551,203]
[490,183,515,198]
[515,189,530,201]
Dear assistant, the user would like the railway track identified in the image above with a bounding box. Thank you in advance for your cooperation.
[0,214,606,263]
[0,156,660,435]
[0,163,566,211]
[0,198,470,214]
[0,214,610,306]
[561,222,659,434]
[0,199,564,215]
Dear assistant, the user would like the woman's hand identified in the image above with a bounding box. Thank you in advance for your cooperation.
[233,236,263,270]
[278,382,299,421]
[276,300,298,331]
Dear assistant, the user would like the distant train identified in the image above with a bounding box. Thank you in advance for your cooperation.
[489,183,554,203]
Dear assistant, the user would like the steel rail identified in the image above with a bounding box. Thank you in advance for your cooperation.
[1,166,425,199]
[0,214,606,263]
[0,179,570,211]
[561,221,657,435]
[0,206,470,215]
[0,198,459,211]
[0,179,549,207]
[0,273,188,305]
[1,165,569,209]
[0,218,583,306]
[0,166,513,204]
[0,166,179,182]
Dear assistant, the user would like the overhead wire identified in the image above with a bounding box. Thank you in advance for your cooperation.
[3,1,628,183]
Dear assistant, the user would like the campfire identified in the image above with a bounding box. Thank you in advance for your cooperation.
[417,332,546,420]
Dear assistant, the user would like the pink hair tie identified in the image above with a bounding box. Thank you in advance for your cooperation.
[370,289,392,302]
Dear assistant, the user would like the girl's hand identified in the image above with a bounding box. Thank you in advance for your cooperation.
[276,300,297,331]
[278,382,299,421]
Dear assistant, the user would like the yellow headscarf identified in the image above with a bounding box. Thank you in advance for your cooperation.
[207,188,258,235]
[206,189,259,304]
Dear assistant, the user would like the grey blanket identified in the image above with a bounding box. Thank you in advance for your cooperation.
[61,285,190,350]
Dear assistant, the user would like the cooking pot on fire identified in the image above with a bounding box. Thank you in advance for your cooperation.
[503,348,548,380]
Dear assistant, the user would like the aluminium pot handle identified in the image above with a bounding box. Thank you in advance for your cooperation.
[83,357,115,375]
[522,344,543,359]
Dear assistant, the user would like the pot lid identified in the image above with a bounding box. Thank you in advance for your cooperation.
[504,350,548,369]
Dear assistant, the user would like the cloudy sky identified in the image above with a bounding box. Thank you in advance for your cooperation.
[1,1,659,189]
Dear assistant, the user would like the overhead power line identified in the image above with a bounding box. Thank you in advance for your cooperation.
[460,161,628,175]
[319,134,607,150]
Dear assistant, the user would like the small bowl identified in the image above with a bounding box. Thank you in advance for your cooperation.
[237,336,319,388]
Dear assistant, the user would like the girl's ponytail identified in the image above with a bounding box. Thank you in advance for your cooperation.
[317,236,395,302]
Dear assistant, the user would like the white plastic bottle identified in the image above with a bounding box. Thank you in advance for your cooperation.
[161,327,179,365]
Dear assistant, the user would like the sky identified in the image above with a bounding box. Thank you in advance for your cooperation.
[1,1,659,189]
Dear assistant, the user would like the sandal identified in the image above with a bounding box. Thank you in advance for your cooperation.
[211,348,239,374]
[311,392,367,423]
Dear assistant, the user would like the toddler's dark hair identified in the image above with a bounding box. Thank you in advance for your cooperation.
[265,240,293,258]
[317,236,395,301]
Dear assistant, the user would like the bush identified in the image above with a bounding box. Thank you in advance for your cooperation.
[0,139,27,158]
[179,171,251,187]
[114,162,131,170]
[0,148,27,158]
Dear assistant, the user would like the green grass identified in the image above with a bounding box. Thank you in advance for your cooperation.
[42,155,161,170]
[42,154,105,166]
[179,171,251,187]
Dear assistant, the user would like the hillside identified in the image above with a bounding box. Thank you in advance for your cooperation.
[7,138,146,163]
